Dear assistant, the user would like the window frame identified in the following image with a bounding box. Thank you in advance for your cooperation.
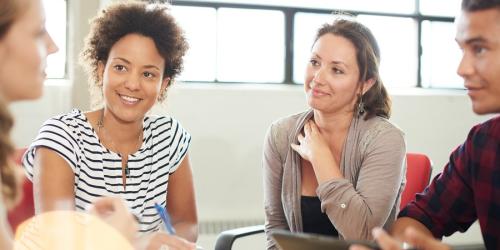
[172,1,456,88]
[44,0,69,80]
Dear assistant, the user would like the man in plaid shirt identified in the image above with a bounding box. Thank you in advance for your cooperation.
[352,0,500,249]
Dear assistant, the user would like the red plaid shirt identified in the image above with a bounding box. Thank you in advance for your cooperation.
[399,116,500,250]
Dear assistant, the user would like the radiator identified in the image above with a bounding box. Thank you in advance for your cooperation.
[198,219,264,235]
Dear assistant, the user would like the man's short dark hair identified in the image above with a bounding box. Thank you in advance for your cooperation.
[462,0,500,11]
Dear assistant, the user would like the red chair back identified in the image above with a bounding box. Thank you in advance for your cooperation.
[400,153,432,210]
[7,148,34,232]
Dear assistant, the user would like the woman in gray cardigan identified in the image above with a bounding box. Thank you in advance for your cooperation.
[263,18,406,249]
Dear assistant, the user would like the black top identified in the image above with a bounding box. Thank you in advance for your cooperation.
[301,196,339,237]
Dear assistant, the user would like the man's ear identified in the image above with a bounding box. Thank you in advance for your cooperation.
[361,78,376,95]
[97,61,105,85]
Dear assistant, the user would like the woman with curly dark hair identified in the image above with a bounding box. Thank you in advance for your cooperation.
[22,1,198,249]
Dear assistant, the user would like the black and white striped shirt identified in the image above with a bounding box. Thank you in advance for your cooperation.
[23,109,191,233]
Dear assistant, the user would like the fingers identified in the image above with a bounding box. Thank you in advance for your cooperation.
[304,120,311,135]
[404,227,427,248]
[404,228,449,250]
[350,245,372,250]
[372,227,402,250]
[297,133,305,144]
[299,120,317,143]
[291,133,304,154]
[290,143,301,156]
[89,196,125,217]
[148,232,196,250]
[88,196,138,243]
[307,120,319,134]
[92,196,120,211]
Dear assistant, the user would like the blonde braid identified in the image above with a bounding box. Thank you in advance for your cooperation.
[0,98,19,208]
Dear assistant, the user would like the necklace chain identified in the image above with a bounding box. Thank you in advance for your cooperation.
[97,110,143,154]
[96,110,143,189]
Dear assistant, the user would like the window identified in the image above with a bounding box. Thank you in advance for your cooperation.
[172,6,284,83]
[421,21,462,88]
[43,0,67,79]
[172,6,217,81]
[357,15,417,87]
[181,0,414,14]
[419,0,461,17]
[293,13,331,84]
[172,1,461,88]
[217,8,284,82]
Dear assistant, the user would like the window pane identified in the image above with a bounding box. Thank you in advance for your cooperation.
[306,0,414,14]
[358,15,418,87]
[217,8,284,82]
[421,21,462,88]
[172,6,217,81]
[295,14,417,87]
[192,0,414,14]
[43,0,66,79]
[293,12,332,84]
[420,0,461,17]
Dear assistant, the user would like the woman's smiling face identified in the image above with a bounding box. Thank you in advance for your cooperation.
[99,33,169,123]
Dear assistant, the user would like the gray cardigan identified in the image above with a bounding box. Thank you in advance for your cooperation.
[263,110,406,249]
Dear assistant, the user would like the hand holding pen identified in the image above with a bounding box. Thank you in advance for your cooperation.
[154,203,176,235]
[153,203,203,250]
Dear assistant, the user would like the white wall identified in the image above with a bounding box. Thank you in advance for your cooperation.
[10,82,489,248]
[7,0,488,248]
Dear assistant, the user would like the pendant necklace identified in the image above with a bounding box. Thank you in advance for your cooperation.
[96,110,143,190]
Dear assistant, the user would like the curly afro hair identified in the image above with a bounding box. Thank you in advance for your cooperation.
[80,1,188,103]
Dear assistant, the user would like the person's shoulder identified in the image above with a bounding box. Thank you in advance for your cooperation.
[43,109,86,129]
[270,110,310,133]
[471,115,500,133]
[363,115,405,137]
[358,116,406,155]
[145,114,188,132]
[265,111,309,156]
[145,114,173,125]
[467,115,500,140]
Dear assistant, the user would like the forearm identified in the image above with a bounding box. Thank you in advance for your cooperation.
[263,123,289,248]
[317,164,403,240]
[33,179,75,213]
[320,127,406,239]
[264,190,289,249]
[317,179,375,239]
[264,197,289,249]
[390,217,433,241]
[166,155,198,243]
[33,147,75,213]
[0,237,12,250]
[34,189,75,213]
[0,218,12,250]
[310,151,343,183]
[173,221,198,242]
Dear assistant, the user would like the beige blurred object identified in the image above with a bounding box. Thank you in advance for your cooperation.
[13,211,133,250]
[87,196,138,243]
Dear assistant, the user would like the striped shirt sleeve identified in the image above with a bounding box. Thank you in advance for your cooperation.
[167,118,191,173]
[23,117,79,180]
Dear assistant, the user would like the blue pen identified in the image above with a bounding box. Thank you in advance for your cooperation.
[154,203,176,235]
